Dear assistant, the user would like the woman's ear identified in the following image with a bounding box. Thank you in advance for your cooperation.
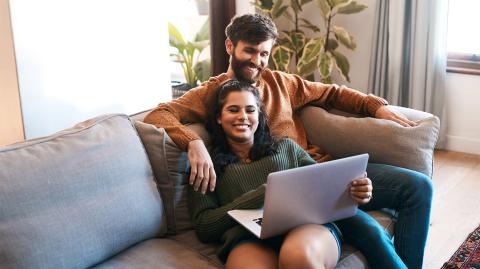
[217,118,222,125]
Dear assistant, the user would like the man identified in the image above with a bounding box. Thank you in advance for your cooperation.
[144,13,432,269]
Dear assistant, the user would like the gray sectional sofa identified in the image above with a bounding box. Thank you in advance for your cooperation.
[0,106,439,269]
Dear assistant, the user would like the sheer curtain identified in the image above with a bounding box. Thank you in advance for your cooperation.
[368,0,448,147]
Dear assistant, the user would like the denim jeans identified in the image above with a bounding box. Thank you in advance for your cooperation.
[335,163,433,269]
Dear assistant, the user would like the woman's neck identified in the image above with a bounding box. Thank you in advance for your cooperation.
[228,140,253,163]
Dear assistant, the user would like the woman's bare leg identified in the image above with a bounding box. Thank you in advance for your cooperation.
[279,224,339,269]
[226,242,278,269]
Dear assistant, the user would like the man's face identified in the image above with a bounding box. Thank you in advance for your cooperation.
[227,39,274,83]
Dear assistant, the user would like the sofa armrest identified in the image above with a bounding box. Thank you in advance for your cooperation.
[299,105,440,177]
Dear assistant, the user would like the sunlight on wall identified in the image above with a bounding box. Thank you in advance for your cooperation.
[9,0,170,139]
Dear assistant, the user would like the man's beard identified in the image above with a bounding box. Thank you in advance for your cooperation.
[231,53,265,84]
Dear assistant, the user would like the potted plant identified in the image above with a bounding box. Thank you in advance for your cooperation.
[254,0,367,83]
[168,19,211,97]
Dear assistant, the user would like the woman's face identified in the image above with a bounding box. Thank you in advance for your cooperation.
[217,90,259,145]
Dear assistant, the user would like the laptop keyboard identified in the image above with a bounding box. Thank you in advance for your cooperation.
[253,217,263,226]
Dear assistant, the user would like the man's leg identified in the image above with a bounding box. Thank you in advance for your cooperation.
[361,163,433,269]
[335,210,407,269]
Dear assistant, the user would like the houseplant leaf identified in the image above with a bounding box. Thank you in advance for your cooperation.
[256,0,274,10]
[298,37,323,65]
[337,0,367,14]
[332,50,350,82]
[329,0,349,8]
[300,0,313,5]
[299,18,320,32]
[318,52,333,78]
[272,45,292,72]
[315,0,331,18]
[290,0,302,12]
[297,57,319,77]
[168,22,186,50]
[290,31,306,54]
[333,26,357,49]
[194,19,210,42]
[271,0,286,18]
[325,38,339,50]
[193,59,211,84]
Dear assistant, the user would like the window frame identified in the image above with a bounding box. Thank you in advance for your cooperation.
[447,52,480,76]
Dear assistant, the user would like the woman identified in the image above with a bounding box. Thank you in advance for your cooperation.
[188,80,374,269]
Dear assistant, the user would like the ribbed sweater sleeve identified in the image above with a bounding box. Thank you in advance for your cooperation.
[188,183,266,243]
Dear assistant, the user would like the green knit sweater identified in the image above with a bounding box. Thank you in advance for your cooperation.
[188,138,317,260]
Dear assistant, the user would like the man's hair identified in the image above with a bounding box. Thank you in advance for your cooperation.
[206,79,278,173]
[225,13,278,45]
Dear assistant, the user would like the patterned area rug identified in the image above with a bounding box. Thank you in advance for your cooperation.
[442,225,480,269]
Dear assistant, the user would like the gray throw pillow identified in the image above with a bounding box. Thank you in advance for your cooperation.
[134,121,209,234]
[300,106,440,177]
[0,114,166,269]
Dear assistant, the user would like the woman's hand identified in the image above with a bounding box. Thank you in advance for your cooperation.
[350,174,373,205]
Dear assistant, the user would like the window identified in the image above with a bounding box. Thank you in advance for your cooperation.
[447,0,480,75]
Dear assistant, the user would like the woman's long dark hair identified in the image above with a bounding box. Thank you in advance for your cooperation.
[206,79,277,173]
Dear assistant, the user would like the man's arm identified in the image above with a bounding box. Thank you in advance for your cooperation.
[143,75,229,191]
[277,72,416,127]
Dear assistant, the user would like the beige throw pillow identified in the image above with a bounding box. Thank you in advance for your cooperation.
[299,106,440,177]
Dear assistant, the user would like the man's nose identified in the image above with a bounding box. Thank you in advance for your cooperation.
[251,54,261,66]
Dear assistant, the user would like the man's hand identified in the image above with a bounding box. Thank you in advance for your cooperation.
[188,140,216,194]
[350,174,373,205]
[375,105,418,127]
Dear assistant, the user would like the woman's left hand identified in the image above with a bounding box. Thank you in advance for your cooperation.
[350,174,373,205]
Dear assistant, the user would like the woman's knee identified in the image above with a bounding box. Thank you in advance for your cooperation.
[279,225,338,269]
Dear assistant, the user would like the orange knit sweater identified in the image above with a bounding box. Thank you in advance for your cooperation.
[143,69,387,162]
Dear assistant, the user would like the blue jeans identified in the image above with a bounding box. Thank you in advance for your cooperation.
[334,163,433,269]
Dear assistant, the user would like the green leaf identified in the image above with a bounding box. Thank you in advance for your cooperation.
[194,59,211,84]
[168,22,186,50]
[298,37,323,65]
[315,0,331,18]
[332,50,350,82]
[271,0,285,18]
[318,52,332,78]
[272,46,292,72]
[333,26,357,50]
[300,0,313,5]
[290,0,302,12]
[256,0,274,10]
[273,5,289,19]
[329,0,349,8]
[297,57,319,77]
[299,18,320,32]
[290,31,306,54]
[191,40,209,52]
[194,18,210,42]
[324,38,339,50]
[337,1,367,14]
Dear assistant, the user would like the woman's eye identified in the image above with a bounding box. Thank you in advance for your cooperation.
[246,108,256,113]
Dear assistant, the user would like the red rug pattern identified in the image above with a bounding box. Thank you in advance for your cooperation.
[442,225,480,269]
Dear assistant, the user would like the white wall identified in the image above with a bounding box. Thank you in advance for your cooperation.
[9,0,171,139]
[444,73,480,155]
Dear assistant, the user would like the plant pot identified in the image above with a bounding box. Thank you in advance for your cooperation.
[171,81,193,99]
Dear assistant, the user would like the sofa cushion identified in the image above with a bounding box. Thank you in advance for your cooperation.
[135,121,210,235]
[0,114,166,269]
[92,238,219,269]
[300,106,440,177]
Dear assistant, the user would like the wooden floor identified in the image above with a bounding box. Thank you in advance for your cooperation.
[423,150,480,269]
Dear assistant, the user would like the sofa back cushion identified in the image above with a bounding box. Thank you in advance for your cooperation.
[134,121,210,235]
[0,114,166,269]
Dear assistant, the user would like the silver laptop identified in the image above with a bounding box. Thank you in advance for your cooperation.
[228,154,369,239]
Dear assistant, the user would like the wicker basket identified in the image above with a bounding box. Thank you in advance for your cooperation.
[171,81,193,99]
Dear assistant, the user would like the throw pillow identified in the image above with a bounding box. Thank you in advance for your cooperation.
[134,121,209,234]
[299,106,440,177]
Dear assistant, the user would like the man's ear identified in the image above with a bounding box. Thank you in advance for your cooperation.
[225,38,234,55]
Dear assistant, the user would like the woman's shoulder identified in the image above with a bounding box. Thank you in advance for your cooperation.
[276,138,303,152]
